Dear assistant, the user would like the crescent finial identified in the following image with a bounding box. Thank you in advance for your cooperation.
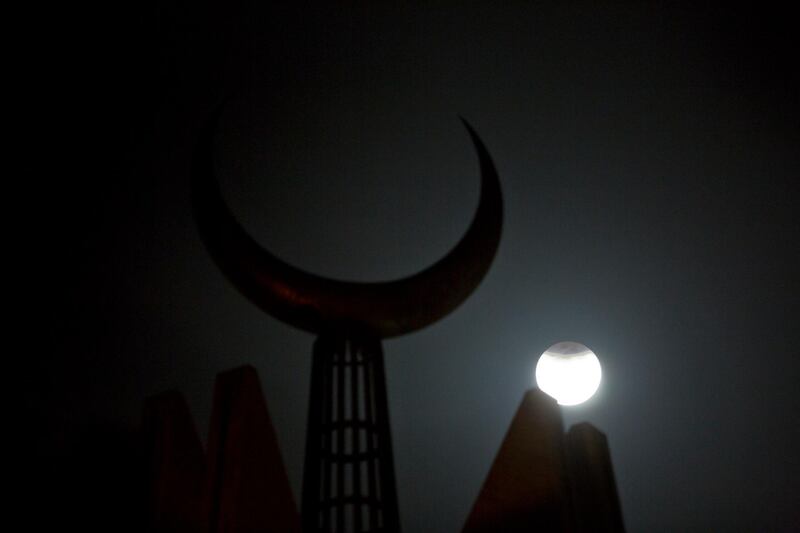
[193,108,502,338]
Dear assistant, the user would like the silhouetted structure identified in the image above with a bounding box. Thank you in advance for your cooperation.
[143,366,301,532]
[191,108,503,532]
[463,388,572,532]
[146,109,626,532]
[142,391,205,532]
[303,336,400,532]
[143,375,626,532]
[205,367,301,532]
[463,389,625,533]
[565,423,625,532]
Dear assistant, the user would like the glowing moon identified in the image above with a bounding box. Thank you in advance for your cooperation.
[535,341,602,406]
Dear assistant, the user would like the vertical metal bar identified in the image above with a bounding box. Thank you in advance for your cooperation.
[362,344,377,531]
[371,340,401,532]
[303,337,327,532]
[321,342,332,532]
[352,342,362,533]
[336,339,346,533]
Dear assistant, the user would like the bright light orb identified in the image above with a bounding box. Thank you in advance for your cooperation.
[535,341,602,406]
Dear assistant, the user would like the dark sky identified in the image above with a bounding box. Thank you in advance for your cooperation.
[26,2,799,531]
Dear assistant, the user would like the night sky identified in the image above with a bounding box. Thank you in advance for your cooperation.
[26,3,798,531]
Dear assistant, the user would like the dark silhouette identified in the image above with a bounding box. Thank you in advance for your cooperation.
[190,107,503,532]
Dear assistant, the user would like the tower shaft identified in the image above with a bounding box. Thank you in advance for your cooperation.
[302,335,400,533]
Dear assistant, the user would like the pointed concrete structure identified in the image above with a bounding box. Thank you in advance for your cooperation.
[204,366,301,533]
[565,423,625,533]
[463,388,572,532]
[142,391,206,532]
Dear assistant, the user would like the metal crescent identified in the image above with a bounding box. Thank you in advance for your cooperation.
[193,108,502,338]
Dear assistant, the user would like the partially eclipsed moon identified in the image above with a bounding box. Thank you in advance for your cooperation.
[535,341,602,406]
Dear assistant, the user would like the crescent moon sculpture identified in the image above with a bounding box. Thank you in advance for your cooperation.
[192,109,503,339]
[192,106,503,532]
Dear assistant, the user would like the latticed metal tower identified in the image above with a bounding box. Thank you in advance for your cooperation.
[303,336,400,532]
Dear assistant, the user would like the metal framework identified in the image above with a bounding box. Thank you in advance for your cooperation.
[303,335,400,533]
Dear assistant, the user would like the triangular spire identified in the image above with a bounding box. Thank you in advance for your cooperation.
[565,423,625,532]
[142,391,206,532]
[204,365,301,532]
[463,388,572,532]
